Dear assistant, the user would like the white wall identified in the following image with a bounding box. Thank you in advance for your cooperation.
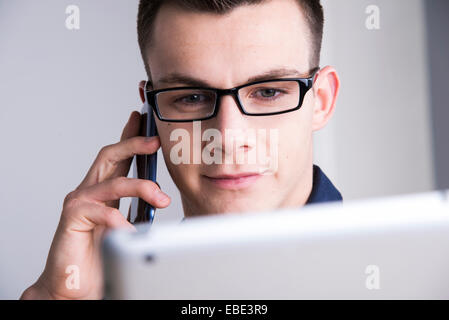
[0,0,437,299]
[0,0,183,299]
[315,0,435,200]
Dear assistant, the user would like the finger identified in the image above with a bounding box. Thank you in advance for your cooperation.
[77,111,142,189]
[120,111,141,142]
[77,111,136,190]
[112,111,142,179]
[77,177,171,208]
[107,111,147,209]
[77,135,161,190]
[64,202,137,232]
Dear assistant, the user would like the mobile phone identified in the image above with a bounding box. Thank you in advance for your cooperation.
[129,99,158,224]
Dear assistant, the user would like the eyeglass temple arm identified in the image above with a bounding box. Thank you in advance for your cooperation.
[145,80,153,91]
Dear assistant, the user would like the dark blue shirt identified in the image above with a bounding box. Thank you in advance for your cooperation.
[305,164,343,204]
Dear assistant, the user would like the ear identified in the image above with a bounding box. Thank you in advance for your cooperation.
[138,80,154,103]
[311,66,340,131]
[138,80,146,103]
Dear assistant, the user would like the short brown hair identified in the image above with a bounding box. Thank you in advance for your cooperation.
[137,0,324,79]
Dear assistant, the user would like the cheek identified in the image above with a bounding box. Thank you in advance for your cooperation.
[157,124,200,188]
[156,122,189,161]
[275,108,313,173]
[157,126,175,165]
[159,139,201,195]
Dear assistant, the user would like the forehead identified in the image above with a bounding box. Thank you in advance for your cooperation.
[147,0,311,88]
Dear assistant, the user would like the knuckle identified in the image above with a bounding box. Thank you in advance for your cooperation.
[131,136,143,147]
[63,191,79,208]
[113,176,128,185]
[98,144,114,159]
[108,176,128,193]
[133,179,157,199]
[62,192,86,220]
[104,207,120,218]
[127,136,145,154]
[143,180,158,195]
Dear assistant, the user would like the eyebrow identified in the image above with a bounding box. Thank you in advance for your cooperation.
[156,67,309,88]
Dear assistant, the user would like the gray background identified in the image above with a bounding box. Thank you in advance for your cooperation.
[0,0,447,299]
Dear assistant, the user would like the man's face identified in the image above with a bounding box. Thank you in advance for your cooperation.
[146,0,316,217]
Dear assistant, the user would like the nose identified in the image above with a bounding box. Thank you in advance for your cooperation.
[207,94,252,158]
[212,94,248,133]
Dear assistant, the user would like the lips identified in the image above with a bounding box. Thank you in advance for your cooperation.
[202,172,262,189]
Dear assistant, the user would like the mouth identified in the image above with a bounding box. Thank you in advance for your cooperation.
[201,172,262,190]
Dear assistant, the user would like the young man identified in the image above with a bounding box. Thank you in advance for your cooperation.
[21,0,340,299]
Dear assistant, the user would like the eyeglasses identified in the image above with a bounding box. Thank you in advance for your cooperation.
[145,67,320,122]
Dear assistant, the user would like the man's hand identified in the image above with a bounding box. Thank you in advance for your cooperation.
[20,111,170,299]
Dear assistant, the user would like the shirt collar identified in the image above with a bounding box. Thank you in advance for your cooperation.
[305,164,343,204]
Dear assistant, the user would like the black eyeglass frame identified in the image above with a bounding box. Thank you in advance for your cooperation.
[144,67,320,122]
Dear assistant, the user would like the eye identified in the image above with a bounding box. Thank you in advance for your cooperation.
[258,88,278,98]
[172,93,215,106]
[252,88,285,100]
[179,94,205,104]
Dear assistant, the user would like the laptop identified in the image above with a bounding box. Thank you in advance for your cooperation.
[102,189,449,299]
